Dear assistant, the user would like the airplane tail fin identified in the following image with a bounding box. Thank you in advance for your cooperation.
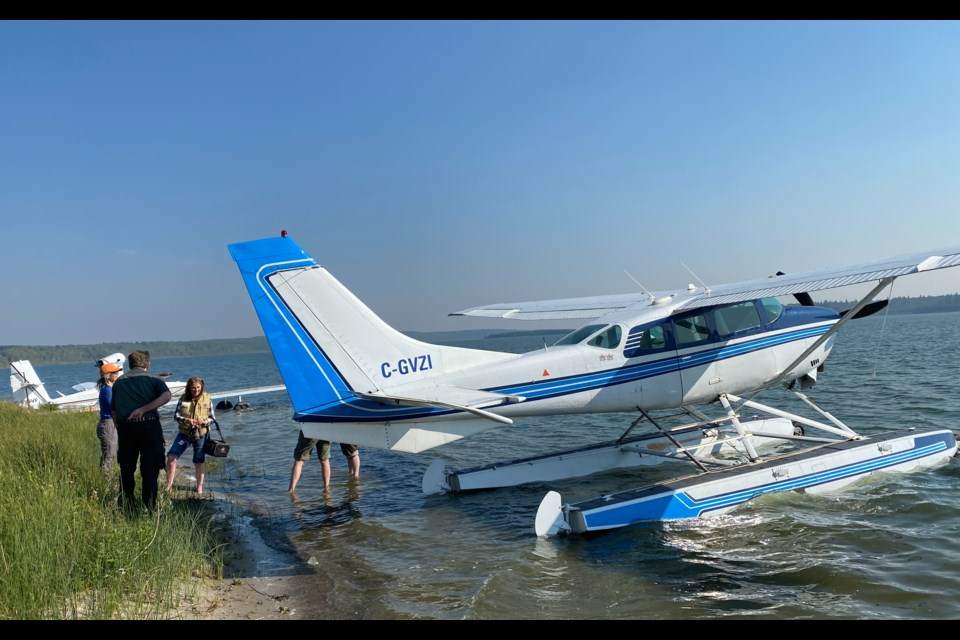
[228,234,513,423]
[10,360,53,408]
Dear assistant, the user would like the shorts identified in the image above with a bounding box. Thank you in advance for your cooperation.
[293,430,358,462]
[167,431,207,464]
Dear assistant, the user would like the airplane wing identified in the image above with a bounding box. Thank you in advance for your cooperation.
[159,383,287,411]
[451,246,960,320]
[451,292,652,320]
[207,384,287,401]
[677,245,960,311]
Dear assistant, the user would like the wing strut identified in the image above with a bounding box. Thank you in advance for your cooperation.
[770,277,895,389]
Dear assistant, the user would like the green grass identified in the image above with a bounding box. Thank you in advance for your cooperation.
[0,401,225,619]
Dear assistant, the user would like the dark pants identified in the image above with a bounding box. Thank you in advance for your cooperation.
[116,418,166,512]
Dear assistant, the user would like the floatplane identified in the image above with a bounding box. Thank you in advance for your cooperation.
[9,352,285,412]
[228,232,960,537]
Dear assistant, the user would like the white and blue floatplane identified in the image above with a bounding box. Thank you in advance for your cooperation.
[9,352,286,413]
[228,232,960,536]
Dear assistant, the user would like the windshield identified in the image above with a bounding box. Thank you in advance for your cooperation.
[760,297,783,323]
[554,324,607,346]
[586,325,622,349]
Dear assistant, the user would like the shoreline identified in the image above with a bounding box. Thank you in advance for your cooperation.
[164,482,342,620]
[173,494,337,620]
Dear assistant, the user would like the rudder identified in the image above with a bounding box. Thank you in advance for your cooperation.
[228,235,359,414]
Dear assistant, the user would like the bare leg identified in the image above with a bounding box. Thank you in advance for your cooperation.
[165,456,177,492]
[321,458,331,487]
[348,453,360,477]
[289,459,305,492]
[196,462,205,494]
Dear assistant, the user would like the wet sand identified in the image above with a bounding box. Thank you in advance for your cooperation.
[175,500,324,619]
[165,479,353,619]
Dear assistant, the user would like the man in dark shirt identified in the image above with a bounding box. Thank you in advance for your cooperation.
[111,350,172,512]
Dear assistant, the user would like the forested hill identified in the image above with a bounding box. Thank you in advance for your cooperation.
[818,293,960,315]
[2,294,958,366]
[0,337,272,367]
[1,331,567,367]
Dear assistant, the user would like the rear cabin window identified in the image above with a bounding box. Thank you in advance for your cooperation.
[714,302,762,338]
[623,322,668,358]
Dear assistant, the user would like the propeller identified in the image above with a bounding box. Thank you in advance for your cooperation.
[839,299,888,320]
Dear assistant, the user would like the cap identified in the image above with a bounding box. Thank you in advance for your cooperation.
[99,363,122,375]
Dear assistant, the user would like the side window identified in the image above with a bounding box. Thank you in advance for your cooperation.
[674,314,710,346]
[588,325,622,349]
[623,321,669,358]
[714,302,762,338]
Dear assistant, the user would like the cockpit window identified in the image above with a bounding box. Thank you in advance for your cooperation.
[674,314,710,345]
[714,301,762,337]
[554,324,607,346]
[553,324,622,349]
[760,297,783,324]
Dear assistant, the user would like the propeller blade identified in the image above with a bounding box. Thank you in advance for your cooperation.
[840,299,889,320]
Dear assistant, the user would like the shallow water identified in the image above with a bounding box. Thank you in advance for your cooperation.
[7,311,960,619]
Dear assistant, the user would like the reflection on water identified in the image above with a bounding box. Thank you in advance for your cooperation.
[291,482,364,532]
[6,313,960,618]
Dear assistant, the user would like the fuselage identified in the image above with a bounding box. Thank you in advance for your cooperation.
[300,297,839,424]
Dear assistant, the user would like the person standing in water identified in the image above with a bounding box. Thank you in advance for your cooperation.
[165,376,215,495]
[288,430,360,493]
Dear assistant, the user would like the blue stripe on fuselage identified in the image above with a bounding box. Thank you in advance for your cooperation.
[296,322,833,424]
[482,324,833,401]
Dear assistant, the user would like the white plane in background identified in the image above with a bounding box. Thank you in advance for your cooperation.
[9,352,285,412]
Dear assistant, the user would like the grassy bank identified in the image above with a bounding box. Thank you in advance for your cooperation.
[0,402,226,619]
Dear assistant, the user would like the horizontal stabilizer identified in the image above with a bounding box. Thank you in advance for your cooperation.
[354,385,525,425]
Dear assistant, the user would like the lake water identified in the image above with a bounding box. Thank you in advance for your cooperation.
[6,312,960,619]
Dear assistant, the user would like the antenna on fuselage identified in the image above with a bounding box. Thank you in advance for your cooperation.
[679,261,711,294]
[623,271,654,300]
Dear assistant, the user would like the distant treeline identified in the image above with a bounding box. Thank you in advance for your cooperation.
[818,293,960,315]
[0,337,271,367]
[3,295,958,366]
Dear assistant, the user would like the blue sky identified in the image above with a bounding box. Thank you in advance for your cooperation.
[2,20,959,345]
